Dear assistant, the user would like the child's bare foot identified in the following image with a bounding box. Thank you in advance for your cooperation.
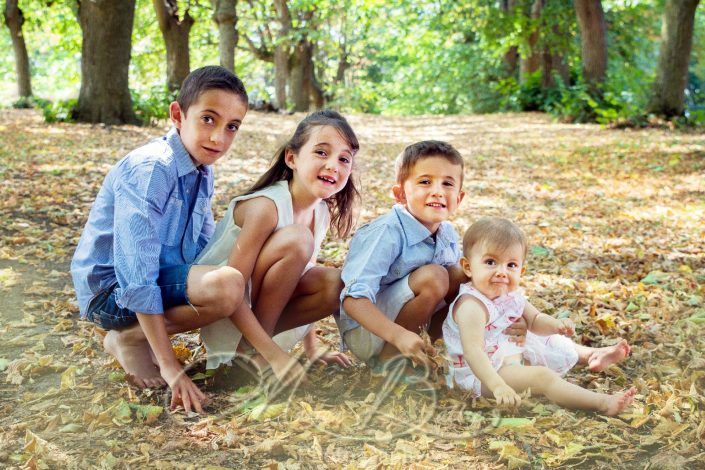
[104,328,167,389]
[601,387,637,416]
[588,339,631,372]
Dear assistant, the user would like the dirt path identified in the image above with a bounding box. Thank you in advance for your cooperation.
[0,109,703,468]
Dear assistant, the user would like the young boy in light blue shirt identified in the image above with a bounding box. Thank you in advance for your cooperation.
[71,66,292,413]
[338,141,467,368]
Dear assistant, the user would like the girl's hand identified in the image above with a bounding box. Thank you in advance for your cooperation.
[556,318,575,336]
[308,348,353,368]
[492,383,521,408]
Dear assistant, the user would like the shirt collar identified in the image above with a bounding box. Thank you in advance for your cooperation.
[393,204,456,249]
[167,127,198,177]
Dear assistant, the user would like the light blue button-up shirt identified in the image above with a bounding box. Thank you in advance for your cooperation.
[71,127,215,316]
[337,204,461,335]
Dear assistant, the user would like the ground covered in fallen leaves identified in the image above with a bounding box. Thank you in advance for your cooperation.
[0,109,704,469]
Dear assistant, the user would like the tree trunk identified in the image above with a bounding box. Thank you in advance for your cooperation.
[75,0,138,125]
[520,0,543,84]
[211,0,237,72]
[289,44,309,112]
[3,0,32,97]
[500,0,519,78]
[273,0,291,110]
[574,0,607,85]
[648,0,701,117]
[153,0,193,91]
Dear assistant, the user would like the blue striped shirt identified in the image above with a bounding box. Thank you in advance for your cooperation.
[71,127,215,316]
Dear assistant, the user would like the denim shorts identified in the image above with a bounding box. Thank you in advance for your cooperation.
[85,264,192,330]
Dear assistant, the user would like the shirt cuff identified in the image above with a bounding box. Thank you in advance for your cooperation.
[341,282,377,304]
[115,284,163,314]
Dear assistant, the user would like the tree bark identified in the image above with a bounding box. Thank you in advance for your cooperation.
[3,0,32,98]
[289,43,308,112]
[75,0,138,125]
[648,0,701,117]
[500,0,519,78]
[211,0,237,72]
[273,0,291,110]
[574,0,608,85]
[520,0,543,84]
[153,0,193,91]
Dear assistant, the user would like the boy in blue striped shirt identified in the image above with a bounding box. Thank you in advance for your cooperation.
[72,66,282,413]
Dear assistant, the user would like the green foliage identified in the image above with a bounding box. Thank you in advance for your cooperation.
[0,0,704,123]
[37,98,78,123]
[131,86,177,125]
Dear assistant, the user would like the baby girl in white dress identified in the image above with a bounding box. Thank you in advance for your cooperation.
[443,217,635,415]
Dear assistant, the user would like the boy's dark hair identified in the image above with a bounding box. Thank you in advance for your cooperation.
[463,217,528,261]
[246,109,360,239]
[395,140,464,186]
[177,66,248,113]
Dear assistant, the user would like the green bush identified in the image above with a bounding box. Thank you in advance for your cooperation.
[131,86,176,126]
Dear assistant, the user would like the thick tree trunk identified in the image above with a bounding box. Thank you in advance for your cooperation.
[273,0,291,110]
[574,0,607,85]
[75,0,138,125]
[500,0,519,77]
[289,44,308,112]
[3,0,32,97]
[153,0,193,91]
[211,0,237,72]
[520,0,543,84]
[648,0,701,117]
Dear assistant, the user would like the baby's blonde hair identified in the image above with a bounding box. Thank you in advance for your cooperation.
[463,217,528,260]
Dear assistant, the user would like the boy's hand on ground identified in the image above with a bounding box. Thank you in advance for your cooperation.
[492,383,521,408]
[269,352,307,386]
[394,330,434,367]
[504,316,527,346]
[308,348,353,368]
[161,363,207,414]
[556,318,575,336]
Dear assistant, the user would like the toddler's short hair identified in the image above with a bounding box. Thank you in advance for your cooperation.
[177,65,248,113]
[463,217,528,260]
[394,140,464,185]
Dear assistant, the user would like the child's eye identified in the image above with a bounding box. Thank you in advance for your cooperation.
[201,116,214,124]
[227,123,239,132]
[419,179,430,185]
[315,150,327,157]
[443,181,455,187]
[339,155,351,164]
[508,262,518,269]
[484,259,496,266]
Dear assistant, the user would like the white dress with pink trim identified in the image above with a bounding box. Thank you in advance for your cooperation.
[443,283,578,396]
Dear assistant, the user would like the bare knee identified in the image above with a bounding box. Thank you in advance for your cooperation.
[207,267,244,316]
[275,224,314,263]
[412,264,449,301]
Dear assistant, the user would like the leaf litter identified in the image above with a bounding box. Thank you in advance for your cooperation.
[0,109,704,468]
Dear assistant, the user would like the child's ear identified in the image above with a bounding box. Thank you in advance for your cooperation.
[169,101,183,129]
[284,148,296,170]
[460,256,472,278]
[521,265,526,275]
[457,189,465,206]
[392,184,406,204]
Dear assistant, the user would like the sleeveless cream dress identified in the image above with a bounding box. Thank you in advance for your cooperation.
[196,180,330,369]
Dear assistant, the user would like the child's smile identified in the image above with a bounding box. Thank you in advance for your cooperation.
[393,156,464,233]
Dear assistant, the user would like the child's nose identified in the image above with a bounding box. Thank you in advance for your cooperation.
[210,128,225,143]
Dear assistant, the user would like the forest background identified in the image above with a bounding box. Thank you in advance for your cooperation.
[1,0,704,124]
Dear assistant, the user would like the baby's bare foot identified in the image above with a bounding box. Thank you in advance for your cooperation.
[104,329,166,389]
[588,339,631,372]
[602,386,637,416]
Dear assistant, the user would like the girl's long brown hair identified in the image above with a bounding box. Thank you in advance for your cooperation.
[245,109,360,238]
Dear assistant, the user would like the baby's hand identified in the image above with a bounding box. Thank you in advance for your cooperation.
[492,384,521,408]
[309,349,353,368]
[556,318,575,336]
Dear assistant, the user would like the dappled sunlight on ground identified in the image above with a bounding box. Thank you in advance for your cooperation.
[0,109,704,467]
